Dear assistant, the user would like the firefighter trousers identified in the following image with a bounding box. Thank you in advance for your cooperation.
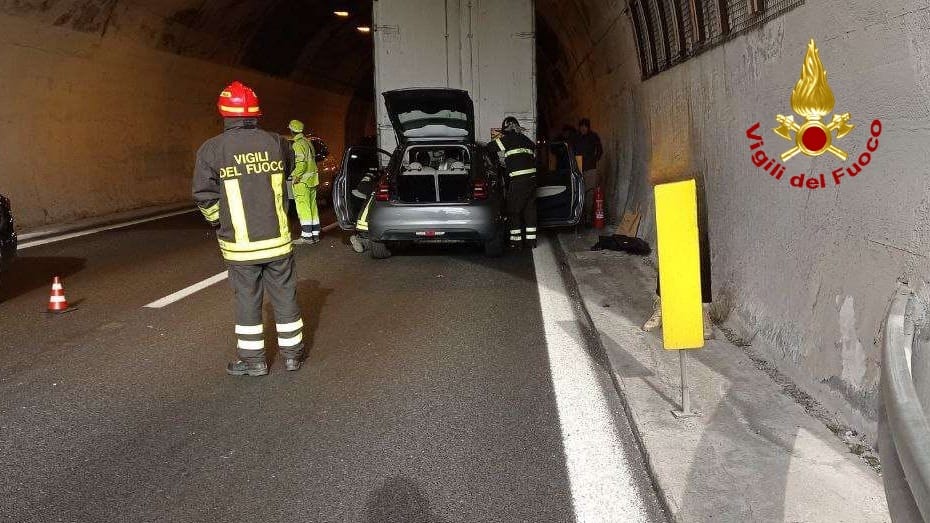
[293,181,320,238]
[507,175,537,244]
[228,254,304,363]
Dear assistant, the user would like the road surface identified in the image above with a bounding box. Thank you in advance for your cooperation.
[0,210,666,523]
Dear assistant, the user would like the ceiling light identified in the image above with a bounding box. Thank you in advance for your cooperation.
[357,26,371,33]
[334,10,350,17]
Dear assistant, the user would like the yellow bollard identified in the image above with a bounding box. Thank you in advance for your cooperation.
[654,179,705,350]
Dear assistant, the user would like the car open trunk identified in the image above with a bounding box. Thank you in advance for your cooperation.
[396,145,473,203]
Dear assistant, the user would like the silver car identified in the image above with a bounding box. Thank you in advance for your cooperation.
[334,88,583,258]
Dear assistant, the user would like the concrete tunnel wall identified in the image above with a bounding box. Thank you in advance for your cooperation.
[535,0,930,440]
[0,1,370,230]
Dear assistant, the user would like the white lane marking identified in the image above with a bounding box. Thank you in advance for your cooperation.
[142,221,337,309]
[19,208,197,250]
[144,271,229,309]
[533,237,648,522]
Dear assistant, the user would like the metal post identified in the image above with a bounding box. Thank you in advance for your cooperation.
[673,350,700,418]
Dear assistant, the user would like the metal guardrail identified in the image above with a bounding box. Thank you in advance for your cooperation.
[880,290,930,522]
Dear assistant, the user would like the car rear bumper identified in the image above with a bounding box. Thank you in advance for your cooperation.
[367,201,499,242]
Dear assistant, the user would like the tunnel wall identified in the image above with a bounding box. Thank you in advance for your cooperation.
[538,0,930,439]
[0,11,352,230]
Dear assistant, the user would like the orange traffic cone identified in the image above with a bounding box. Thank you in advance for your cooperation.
[47,276,71,313]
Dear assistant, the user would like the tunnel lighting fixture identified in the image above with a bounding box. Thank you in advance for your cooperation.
[357,26,371,33]
[334,10,350,17]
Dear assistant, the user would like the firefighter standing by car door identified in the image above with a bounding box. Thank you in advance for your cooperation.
[288,119,321,245]
[193,81,306,376]
[490,116,538,249]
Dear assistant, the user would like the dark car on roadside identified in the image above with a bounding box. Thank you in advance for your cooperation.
[0,193,17,271]
[333,88,584,259]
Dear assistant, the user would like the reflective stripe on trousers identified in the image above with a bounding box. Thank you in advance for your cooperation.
[228,255,304,362]
[276,318,304,348]
[356,197,374,232]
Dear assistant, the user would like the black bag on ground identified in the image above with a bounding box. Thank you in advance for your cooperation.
[591,234,652,256]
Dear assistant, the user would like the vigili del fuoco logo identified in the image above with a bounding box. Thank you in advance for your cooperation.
[745,39,882,190]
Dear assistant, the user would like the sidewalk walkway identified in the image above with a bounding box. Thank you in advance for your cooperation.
[556,230,889,522]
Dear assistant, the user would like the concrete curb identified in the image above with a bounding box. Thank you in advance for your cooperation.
[18,202,195,242]
[550,232,678,522]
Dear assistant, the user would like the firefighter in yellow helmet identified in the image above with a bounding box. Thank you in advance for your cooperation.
[288,120,321,244]
[193,81,305,376]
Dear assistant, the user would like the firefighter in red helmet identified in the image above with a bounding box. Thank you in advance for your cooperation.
[193,81,305,376]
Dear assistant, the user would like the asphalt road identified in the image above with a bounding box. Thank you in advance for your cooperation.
[0,211,666,522]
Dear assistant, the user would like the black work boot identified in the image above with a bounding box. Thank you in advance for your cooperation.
[226,359,269,377]
[284,357,302,371]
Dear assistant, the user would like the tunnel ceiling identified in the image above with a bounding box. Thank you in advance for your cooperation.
[0,0,629,124]
[0,0,375,94]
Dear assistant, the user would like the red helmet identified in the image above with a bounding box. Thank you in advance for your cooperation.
[217,81,262,118]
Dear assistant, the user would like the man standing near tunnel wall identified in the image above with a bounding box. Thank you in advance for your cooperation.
[193,81,306,376]
[574,118,603,226]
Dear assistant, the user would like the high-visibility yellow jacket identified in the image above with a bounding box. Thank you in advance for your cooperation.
[193,119,294,264]
[290,133,319,187]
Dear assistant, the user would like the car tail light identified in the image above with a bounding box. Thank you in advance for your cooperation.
[473,180,488,200]
[375,179,390,201]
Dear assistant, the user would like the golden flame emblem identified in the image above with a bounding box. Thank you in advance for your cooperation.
[773,39,854,161]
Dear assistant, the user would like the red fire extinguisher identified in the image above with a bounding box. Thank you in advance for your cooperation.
[594,186,605,229]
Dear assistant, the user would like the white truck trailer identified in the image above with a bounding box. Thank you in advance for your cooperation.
[372,0,537,152]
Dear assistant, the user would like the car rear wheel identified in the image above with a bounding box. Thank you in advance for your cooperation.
[369,240,392,259]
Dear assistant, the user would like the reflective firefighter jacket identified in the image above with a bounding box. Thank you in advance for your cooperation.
[490,131,537,178]
[193,119,295,264]
[290,133,319,187]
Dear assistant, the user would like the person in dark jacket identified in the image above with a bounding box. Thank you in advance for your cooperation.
[574,118,603,225]
[556,124,579,145]
[488,116,538,249]
[193,81,305,376]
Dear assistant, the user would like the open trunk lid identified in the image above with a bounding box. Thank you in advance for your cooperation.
[383,89,475,145]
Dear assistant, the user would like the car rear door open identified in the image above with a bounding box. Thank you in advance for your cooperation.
[334,146,392,230]
[536,142,584,227]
